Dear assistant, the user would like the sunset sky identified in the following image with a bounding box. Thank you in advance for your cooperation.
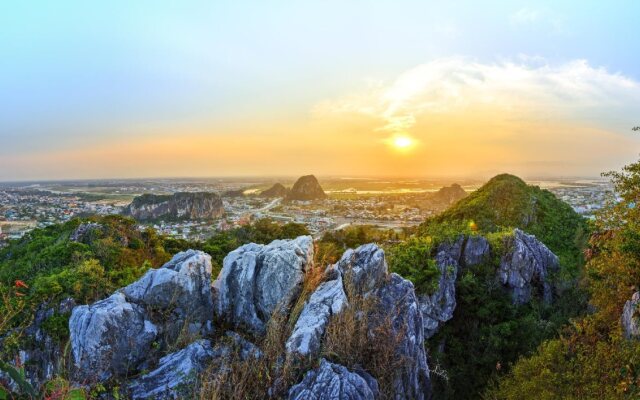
[2,1,640,181]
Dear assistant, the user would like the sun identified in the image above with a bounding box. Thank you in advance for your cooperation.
[393,135,414,149]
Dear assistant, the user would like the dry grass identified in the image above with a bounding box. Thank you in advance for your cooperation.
[321,281,409,399]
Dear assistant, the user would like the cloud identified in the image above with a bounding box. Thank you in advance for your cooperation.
[509,7,567,34]
[510,8,542,25]
[314,57,640,136]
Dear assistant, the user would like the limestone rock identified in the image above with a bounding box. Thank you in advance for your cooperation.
[128,340,215,400]
[260,183,289,198]
[123,250,214,340]
[214,236,314,334]
[622,292,640,339]
[288,359,379,400]
[336,243,388,295]
[418,251,458,339]
[375,274,431,400]
[124,192,224,221]
[498,229,559,304]
[69,292,158,382]
[286,175,327,201]
[462,236,491,267]
[286,273,348,356]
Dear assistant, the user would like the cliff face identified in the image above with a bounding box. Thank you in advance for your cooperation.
[124,192,224,221]
[286,175,327,201]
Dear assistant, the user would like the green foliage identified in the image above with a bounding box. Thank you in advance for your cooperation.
[41,312,71,341]
[490,153,640,399]
[0,360,37,398]
[388,237,440,294]
[423,174,589,276]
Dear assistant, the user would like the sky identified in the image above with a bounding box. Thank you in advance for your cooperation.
[1,0,640,181]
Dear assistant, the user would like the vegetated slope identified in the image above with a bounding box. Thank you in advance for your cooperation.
[488,159,640,399]
[411,174,590,399]
[424,173,588,272]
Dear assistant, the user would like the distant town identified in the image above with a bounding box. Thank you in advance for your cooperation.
[0,176,615,246]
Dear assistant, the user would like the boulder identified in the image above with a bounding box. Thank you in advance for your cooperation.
[336,244,388,295]
[69,292,158,382]
[214,236,314,334]
[286,273,348,356]
[375,274,431,400]
[288,359,379,400]
[128,340,215,400]
[418,251,458,339]
[622,292,640,339]
[123,250,214,340]
[498,229,559,304]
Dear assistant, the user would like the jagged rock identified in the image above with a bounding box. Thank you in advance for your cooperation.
[128,340,214,400]
[214,236,314,334]
[418,251,458,339]
[498,229,559,304]
[260,183,289,198]
[69,222,103,243]
[69,292,158,382]
[286,273,348,356]
[286,175,327,201]
[462,236,491,267]
[437,236,465,265]
[124,192,224,221]
[0,298,76,391]
[123,250,214,340]
[374,273,431,400]
[622,292,640,339]
[288,359,379,400]
[337,244,388,295]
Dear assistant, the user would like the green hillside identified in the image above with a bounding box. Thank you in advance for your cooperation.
[422,173,588,272]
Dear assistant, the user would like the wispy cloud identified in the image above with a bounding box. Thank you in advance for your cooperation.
[509,7,567,34]
[314,57,640,136]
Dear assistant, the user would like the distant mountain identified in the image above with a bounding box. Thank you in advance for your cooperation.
[430,183,467,205]
[222,189,245,198]
[260,183,289,198]
[124,192,224,221]
[286,175,327,201]
[423,174,587,265]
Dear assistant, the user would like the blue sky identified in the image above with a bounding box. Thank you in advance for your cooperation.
[1,1,640,180]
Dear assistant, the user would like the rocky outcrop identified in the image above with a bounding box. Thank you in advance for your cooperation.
[69,222,103,243]
[286,272,347,356]
[622,292,640,339]
[69,292,158,382]
[128,340,215,400]
[375,274,431,399]
[288,359,379,400]
[419,251,458,339]
[286,175,326,201]
[336,243,388,295]
[69,250,214,383]
[123,250,214,341]
[124,192,224,221]
[0,298,76,391]
[498,229,559,304]
[260,183,289,198]
[214,236,314,334]
[462,236,491,267]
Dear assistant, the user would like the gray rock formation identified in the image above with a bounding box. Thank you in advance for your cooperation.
[0,298,76,391]
[288,359,379,400]
[336,243,388,295]
[622,292,640,339]
[214,236,314,334]
[69,222,103,243]
[123,250,214,341]
[124,192,224,221]
[128,340,215,400]
[69,251,215,383]
[418,251,458,339]
[375,274,431,400]
[286,175,327,201]
[462,236,491,267]
[69,292,158,382]
[286,273,347,356]
[498,229,559,304]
